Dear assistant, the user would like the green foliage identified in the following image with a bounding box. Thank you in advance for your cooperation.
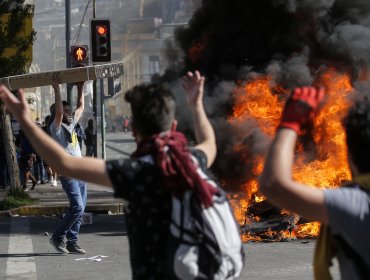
[0,188,35,210]
[0,0,36,77]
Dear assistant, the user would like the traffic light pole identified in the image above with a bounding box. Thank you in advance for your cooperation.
[65,0,72,105]
[92,0,98,158]
[93,80,98,157]
[91,0,106,159]
[100,79,106,160]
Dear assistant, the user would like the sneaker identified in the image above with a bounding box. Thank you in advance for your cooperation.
[22,186,29,192]
[51,179,57,187]
[31,181,38,191]
[66,243,86,254]
[40,180,46,184]
[49,237,69,254]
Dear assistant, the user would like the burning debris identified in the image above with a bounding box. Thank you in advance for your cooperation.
[170,0,370,240]
[229,195,320,242]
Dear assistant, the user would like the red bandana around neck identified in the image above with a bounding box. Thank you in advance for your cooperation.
[132,131,217,208]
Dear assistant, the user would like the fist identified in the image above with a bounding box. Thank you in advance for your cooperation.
[279,87,325,133]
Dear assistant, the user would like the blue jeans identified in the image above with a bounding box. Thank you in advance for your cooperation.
[85,145,94,157]
[53,177,87,245]
[34,155,45,182]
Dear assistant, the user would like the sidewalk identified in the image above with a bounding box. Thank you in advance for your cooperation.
[0,182,124,216]
[0,132,136,216]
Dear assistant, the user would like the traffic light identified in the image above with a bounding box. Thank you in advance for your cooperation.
[90,19,111,63]
[70,45,89,67]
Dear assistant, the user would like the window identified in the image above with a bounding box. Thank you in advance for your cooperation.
[149,55,160,75]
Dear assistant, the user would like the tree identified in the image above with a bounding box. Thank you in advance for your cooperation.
[0,0,36,190]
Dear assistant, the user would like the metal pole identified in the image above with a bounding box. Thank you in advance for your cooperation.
[93,0,96,18]
[100,79,106,160]
[65,0,72,104]
[93,80,98,157]
[92,0,100,158]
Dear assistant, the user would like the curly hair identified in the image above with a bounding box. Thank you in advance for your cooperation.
[125,83,176,138]
[343,97,370,173]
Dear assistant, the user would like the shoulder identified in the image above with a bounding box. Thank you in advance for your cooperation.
[324,186,370,227]
[189,148,208,171]
[49,121,60,134]
[106,158,152,182]
[106,158,156,199]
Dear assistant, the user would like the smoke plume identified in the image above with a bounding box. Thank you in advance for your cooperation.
[171,0,370,190]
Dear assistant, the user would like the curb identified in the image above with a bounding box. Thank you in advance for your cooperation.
[0,202,124,217]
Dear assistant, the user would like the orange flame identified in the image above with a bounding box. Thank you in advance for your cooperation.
[229,69,354,240]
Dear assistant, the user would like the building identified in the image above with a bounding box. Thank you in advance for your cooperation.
[105,0,200,120]
[31,0,200,124]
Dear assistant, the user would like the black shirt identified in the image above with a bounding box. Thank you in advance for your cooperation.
[106,149,208,279]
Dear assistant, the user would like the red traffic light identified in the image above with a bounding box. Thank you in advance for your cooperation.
[72,47,87,61]
[90,19,111,63]
[96,25,107,36]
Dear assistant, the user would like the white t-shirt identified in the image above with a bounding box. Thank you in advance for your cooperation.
[49,117,82,157]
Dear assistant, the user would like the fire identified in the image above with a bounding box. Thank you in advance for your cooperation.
[232,76,287,136]
[294,69,353,187]
[229,69,354,241]
[294,222,321,238]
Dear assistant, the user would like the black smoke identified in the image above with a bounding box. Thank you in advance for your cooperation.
[176,0,370,83]
[171,0,370,191]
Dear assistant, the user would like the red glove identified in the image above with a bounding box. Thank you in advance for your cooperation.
[279,87,325,133]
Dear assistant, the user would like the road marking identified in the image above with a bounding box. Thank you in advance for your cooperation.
[6,217,37,280]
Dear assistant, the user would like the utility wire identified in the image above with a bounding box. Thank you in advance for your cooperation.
[72,0,91,45]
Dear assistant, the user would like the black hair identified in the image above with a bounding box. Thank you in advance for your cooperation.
[62,100,70,107]
[125,83,176,138]
[343,97,370,173]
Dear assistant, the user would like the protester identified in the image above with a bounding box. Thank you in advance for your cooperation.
[34,120,46,184]
[16,129,37,191]
[123,116,130,133]
[0,71,243,279]
[84,119,95,157]
[47,78,87,254]
[42,115,58,186]
[260,87,370,279]
[74,122,86,151]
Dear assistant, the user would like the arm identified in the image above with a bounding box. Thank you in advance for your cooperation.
[182,71,216,167]
[0,85,112,187]
[74,82,85,122]
[260,129,327,222]
[260,87,328,223]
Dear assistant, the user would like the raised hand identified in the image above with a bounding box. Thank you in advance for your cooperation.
[279,86,325,134]
[51,72,61,92]
[0,85,30,120]
[181,70,205,107]
[75,81,85,91]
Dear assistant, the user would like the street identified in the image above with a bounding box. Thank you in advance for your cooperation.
[0,215,341,280]
[0,215,324,280]
[0,133,340,279]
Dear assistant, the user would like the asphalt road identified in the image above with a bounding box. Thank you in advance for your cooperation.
[1,133,341,279]
[0,215,341,280]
